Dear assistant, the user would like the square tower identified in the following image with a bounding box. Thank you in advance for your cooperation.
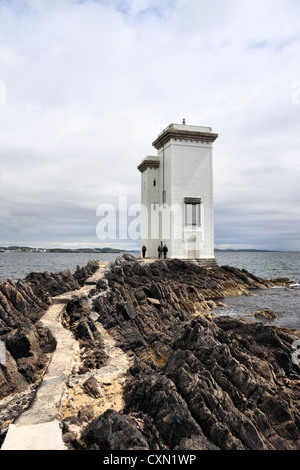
[138,121,218,260]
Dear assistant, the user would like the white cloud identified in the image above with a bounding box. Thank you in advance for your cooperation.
[0,0,299,249]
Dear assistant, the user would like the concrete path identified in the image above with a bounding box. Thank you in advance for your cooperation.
[1,261,109,451]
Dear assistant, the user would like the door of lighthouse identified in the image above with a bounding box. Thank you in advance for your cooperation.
[187,236,197,259]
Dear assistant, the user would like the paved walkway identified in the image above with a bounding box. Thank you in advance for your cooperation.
[1,261,109,451]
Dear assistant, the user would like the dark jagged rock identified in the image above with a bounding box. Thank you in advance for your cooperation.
[120,311,300,449]
[83,376,102,399]
[0,350,29,399]
[0,262,99,337]
[62,295,109,372]
[253,309,277,320]
[124,374,219,450]
[76,257,300,451]
[81,409,150,450]
[0,262,99,434]
[6,321,45,360]
[90,257,283,370]
[73,260,99,286]
[1,256,300,451]
[24,270,80,298]
[0,279,49,335]
[1,321,56,399]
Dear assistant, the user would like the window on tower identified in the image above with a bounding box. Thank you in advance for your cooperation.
[184,198,201,226]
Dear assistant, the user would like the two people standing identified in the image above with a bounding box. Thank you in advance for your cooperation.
[158,243,168,259]
[141,243,168,259]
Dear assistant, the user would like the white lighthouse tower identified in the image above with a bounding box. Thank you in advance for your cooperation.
[138,120,218,264]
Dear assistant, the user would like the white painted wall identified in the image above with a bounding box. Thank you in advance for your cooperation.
[140,156,160,258]
[157,139,214,259]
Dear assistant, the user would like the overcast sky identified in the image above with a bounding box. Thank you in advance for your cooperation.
[0,0,299,251]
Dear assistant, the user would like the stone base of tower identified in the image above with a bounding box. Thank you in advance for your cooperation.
[139,257,219,268]
[179,258,219,268]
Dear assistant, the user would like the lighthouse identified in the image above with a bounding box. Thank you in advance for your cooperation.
[137,121,218,263]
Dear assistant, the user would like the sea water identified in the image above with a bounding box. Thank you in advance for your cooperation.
[0,251,128,282]
[0,250,299,330]
[214,251,300,330]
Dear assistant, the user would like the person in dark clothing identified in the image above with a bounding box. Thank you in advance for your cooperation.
[157,244,162,259]
[142,245,147,258]
[162,244,168,259]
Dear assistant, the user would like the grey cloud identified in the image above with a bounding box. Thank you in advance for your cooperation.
[0,0,299,250]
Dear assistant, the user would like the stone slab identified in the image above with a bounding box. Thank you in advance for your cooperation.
[1,421,67,450]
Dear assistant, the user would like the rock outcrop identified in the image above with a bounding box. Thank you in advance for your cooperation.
[253,308,278,320]
[62,257,300,451]
[0,261,99,444]
[1,256,300,451]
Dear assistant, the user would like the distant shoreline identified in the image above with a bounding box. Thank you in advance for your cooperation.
[214,249,284,252]
[0,246,140,253]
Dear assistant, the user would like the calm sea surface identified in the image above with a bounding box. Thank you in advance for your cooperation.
[0,251,131,282]
[215,251,300,331]
[0,250,299,330]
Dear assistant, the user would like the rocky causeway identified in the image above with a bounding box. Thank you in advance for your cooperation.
[0,255,299,450]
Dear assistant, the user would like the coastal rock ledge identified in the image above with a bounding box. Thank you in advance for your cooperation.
[1,256,300,451]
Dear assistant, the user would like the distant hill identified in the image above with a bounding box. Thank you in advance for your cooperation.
[0,246,129,253]
[214,249,278,252]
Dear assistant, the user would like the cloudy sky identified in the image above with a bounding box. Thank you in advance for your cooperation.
[0,0,299,251]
